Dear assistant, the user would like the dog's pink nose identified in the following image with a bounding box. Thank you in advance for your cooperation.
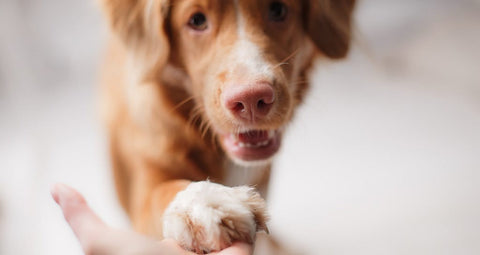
[223,82,275,122]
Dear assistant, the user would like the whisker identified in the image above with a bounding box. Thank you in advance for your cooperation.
[170,96,195,113]
[272,62,290,70]
[201,121,211,140]
[181,102,222,153]
[211,130,219,153]
[199,118,209,139]
[187,106,203,130]
[272,48,300,70]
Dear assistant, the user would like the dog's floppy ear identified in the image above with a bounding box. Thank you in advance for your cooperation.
[305,0,355,59]
[100,0,170,81]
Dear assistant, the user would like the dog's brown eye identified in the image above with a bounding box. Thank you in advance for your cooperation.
[188,12,208,31]
[269,1,288,22]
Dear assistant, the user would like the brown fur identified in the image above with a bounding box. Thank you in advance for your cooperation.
[100,0,354,245]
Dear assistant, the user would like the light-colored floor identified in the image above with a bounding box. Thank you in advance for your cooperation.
[1,0,479,254]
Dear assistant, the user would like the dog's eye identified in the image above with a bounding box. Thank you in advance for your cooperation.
[268,1,288,22]
[188,12,208,31]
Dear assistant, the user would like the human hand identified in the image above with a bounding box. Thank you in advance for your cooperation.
[51,183,253,255]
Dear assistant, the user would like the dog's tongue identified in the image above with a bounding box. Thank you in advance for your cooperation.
[237,130,269,143]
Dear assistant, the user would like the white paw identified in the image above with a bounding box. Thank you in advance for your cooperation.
[162,181,269,253]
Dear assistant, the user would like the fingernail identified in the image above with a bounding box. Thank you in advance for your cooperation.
[51,183,62,204]
[51,183,77,206]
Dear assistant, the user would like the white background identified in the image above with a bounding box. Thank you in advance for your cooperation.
[1,0,479,254]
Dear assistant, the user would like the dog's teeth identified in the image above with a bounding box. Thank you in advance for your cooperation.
[268,130,275,139]
[242,141,270,148]
[233,130,275,149]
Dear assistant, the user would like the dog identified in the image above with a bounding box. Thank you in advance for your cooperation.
[99,0,355,253]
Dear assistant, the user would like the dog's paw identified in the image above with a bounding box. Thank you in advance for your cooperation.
[162,181,268,253]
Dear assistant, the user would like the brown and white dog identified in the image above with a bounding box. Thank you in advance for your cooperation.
[99,0,355,253]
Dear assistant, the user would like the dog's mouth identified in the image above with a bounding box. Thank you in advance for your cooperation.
[220,129,282,162]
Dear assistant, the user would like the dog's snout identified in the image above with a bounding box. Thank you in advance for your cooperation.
[223,82,275,122]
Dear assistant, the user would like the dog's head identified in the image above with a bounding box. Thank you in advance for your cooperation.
[101,0,355,164]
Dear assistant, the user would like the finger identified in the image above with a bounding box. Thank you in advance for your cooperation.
[51,183,108,251]
[210,242,253,255]
[51,184,189,255]
[160,239,198,255]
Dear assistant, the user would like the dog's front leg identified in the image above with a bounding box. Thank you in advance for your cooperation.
[129,179,191,237]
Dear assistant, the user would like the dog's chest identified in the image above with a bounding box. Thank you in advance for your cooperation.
[223,161,270,188]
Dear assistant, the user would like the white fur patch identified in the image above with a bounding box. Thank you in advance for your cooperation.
[230,0,274,81]
[162,181,267,253]
[224,158,271,187]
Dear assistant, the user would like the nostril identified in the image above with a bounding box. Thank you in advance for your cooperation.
[257,99,268,110]
[233,102,245,112]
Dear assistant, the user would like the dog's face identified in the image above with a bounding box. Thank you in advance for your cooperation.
[169,0,311,164]
[102,0,355,164]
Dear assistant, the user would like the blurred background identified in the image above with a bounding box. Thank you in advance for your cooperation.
[1,0,479,254]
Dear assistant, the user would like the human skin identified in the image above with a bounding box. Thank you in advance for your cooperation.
[51,183,253,255]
